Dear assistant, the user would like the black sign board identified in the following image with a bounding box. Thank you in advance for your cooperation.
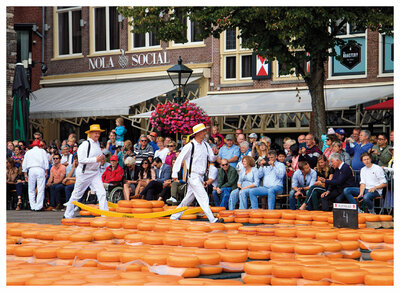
[340,43,361,70]
[333,203,358,229]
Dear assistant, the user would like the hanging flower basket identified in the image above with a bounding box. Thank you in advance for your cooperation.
[150,101,210,135]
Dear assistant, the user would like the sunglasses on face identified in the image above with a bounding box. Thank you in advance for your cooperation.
[141,140,148,142]
[53,158,60,160]
[168,145,174,148]
[221,163,228,166]
[142,162,148,165]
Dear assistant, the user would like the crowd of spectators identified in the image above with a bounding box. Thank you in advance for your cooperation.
[6,126,394,215]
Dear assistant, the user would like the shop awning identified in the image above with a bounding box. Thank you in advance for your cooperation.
[133,84,393,118]
[365,98,393,110]
[29,77,201,119]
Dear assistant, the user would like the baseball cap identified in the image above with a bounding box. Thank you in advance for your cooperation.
[226,134,234,141]
[327,128,335,135]
[335,128,345,135]
[110,155,118,161]
[249,133,258,139]
[150,132,157,137]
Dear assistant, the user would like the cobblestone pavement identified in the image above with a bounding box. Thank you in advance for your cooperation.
[6,210,80,225]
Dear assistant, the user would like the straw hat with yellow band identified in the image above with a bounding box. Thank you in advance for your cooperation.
[85,124,105,134]
[191,123,208,136]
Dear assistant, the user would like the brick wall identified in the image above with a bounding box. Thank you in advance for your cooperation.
[6,7,16,141]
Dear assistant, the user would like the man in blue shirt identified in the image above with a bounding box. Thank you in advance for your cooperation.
[345,129,373,183]
[289,161,317,210]
[248,150,286,209]
[217,134,240,168]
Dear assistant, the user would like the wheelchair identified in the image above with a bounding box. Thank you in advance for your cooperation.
[105,182,124,204]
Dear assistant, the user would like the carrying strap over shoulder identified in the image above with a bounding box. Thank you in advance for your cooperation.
[187,142,195,177]
[81,140,91,174]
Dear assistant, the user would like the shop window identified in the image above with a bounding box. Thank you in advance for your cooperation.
[380,33,394,74]
[57,7,82,55]
[225,56,236,79]
[94,6,120,52]
[241,55,252,78]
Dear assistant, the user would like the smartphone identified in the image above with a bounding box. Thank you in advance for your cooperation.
[299,142,306,149]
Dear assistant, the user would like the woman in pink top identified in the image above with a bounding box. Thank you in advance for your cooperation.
[323,134,339,160]
[164,141,177,166]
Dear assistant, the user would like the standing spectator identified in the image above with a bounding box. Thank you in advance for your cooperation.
[370,133,392,167]
[299,133,322,169]
[289,161,317,210]
[213,136,223,149]
[122,156,138,200]
[22,140,49,211]
[106,131,117,155]
[217,134,240,168]
[117,140,134,168]
[335,128,346,149]
[297,134,306,144]
[235,128,243,144]
[212,159,238,208]
[102,155,124,186]
[139,157,171,200]
[164,137,173,148]
[249,150,286,210]
[212,126,225,148]
[300,155,334,210]
[133,135,154,167]
[236,141,252,173]
[7,141,14,158]
[277,150,286,164]
[339,153,387,214]
[252,140,269,167]
[71,143,79,155]
[282,137,292,156]
[248,133,258,150]
[345,129,373,182]
[134,158,156,198]
[321,128,336,152]
[331,141,351,165]
[286,143,300,177]
[99,149,111,175]
[323,134,339,159]
[148,132,159,152]
[165,140,177,166]
[319,153,356,211]
[18,141,26,155]
[389,130,394,146]
[6,158,25,210]
[45,153,66,211]
[60,145,73,167]
[62,155,79,204]
[33,132,43,141]
[283,139,297,163]
[228,156,259,210]
[114,117,127,148]
[154,137,169,163]
[12,146,24,169]
[351,127,361,144]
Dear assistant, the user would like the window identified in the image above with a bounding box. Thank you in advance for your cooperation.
[16,30,31,64]
[94,6,120,52]
[57,7,82,55]
[380,33,394,75]
[334,20,365,36]
[221,28,253,83]
[132,29,160,49]
[171,9,203,45]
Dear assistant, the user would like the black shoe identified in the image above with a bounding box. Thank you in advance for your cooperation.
[216,218,224,223]
[36,208,44,212]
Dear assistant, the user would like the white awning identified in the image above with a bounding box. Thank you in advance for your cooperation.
[132,84,393,118]
[30,77,201,119]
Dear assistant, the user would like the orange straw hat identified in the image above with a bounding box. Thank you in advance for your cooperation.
[85,124,105,134]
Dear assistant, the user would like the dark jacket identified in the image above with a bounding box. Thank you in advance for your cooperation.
[217,166,239,190]
[370,144,392,167]
[324,162,356,193]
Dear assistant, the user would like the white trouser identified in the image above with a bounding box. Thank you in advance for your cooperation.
[170,173,216,223]
[27,167,46,210]
[64,168,108,218]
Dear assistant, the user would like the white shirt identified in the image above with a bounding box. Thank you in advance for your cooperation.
[209,164,218,187]
[60,153,73,166]
[22,146,49,172]
[77,138,103,173]
[172,139,216,179]
[154,147,169,163]
[99,162,110,175]
[360,163,387,195]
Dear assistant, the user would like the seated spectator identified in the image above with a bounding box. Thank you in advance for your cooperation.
[12,145,24,169]
[319,153,356,211]
[18,141,26,155]
[165,141,177,166]
[252,140,269,167]
[139,157,171,200]
[299,133,322,169]
[236,133,246,146]
[289,161,317,210]
[212,125,225,148]
[62,155,79,204]
[339,153,387,214]
[164,157,186,204]
[134,158,156,199]
[236,141,252,173]
[99,149,111,175]
[283,139,297,163]
[212,159,238,208]
[228,156,259,210]
[235,128,244,144]
[7,141,14,158]
[321,128,336,152]
[154,137,169,163]
[345,129,373,182]
[248,133,258,150]
[205,160,218,198]
[60,145,73,167]
[331,141,351,165]
[117,139,134,168]
[6,157,25,210]
[370,133,392,167]
[102,155,124,187]
[123,156,138,200]
[335,128,346,149]
[300,155,334,210]
[45,153,66,211]
[323,134,339,159]
[217,134,240,169]
[134,135,154,167]
[277,150,286,164]
[148,132,159,152]
[286,143,300,177]
[106,131,117,155]
[249,150,286,210]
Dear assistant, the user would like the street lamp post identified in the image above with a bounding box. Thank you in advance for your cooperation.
[167,57,193,104]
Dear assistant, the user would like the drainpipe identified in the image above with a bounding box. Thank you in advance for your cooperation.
[41,6,45,75]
